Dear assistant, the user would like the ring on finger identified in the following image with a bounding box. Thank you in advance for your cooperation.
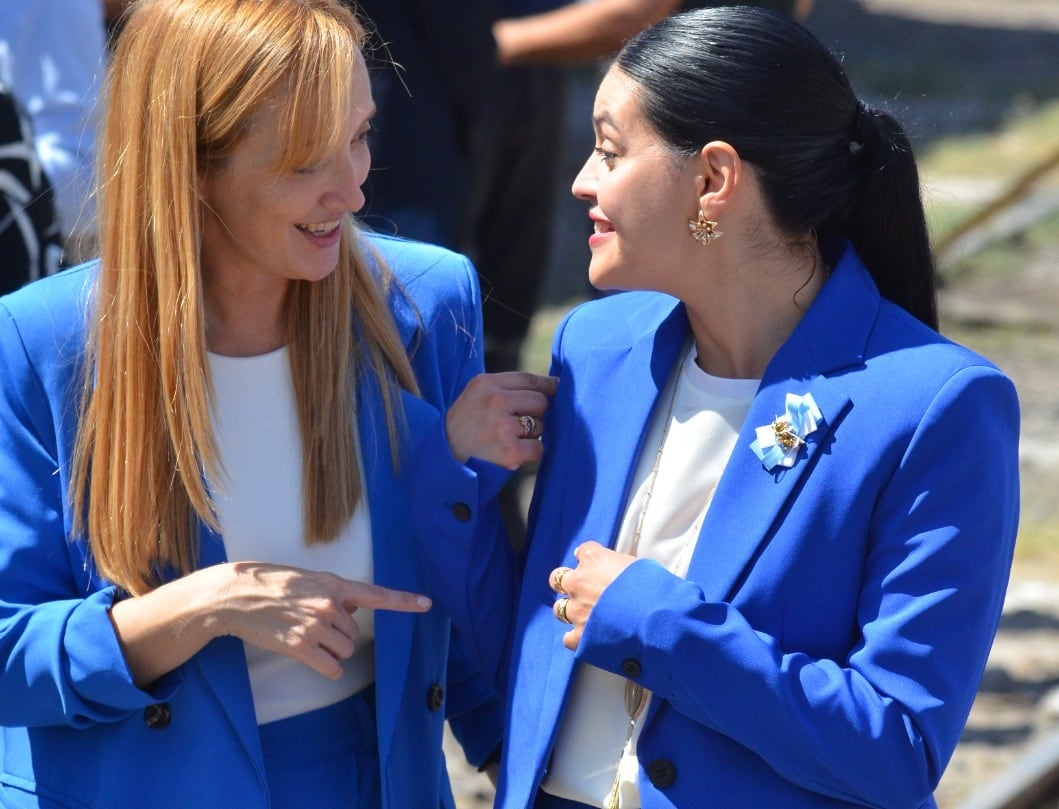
[552,566,573,595]
[519,414,536,438]
[555,597,572,625]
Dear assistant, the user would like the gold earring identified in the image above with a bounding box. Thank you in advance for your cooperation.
[688,210,722,245]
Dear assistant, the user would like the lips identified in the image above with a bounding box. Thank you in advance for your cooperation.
[589,212,613,234]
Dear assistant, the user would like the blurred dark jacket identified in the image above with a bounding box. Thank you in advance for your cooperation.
[0,84,62,296]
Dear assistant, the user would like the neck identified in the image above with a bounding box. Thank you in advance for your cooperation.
[205,280,290,357]
[684,245,827,379]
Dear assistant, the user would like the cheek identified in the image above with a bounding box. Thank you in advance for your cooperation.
[355,144,371,183]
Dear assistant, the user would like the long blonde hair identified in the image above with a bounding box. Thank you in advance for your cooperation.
[71,0,419,596]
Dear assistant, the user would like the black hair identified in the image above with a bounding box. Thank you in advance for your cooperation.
[614,5,938,329]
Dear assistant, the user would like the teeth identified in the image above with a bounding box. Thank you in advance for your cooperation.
[301,221,340,235]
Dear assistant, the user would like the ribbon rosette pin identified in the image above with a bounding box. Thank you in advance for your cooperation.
[750,392,822,471]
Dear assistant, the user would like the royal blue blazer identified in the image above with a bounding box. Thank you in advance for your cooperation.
[0,233,498,808]
[412,244,1021,808]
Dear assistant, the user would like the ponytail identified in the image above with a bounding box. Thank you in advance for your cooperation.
[845,105,938,329]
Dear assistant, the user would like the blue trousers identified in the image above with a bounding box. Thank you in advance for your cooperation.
[259,686,380,808]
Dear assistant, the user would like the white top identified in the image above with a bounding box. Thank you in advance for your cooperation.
[208,347,375,726]
[0,1,103,247]
[542,346,758,807]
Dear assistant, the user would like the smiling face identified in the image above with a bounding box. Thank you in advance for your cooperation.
[198,57,374,296]
[572,66,704,294]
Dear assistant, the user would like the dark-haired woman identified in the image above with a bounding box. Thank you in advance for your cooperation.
[414,5,1020,808]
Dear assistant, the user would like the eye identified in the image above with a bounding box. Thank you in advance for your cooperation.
[354,120,374,145]
[593,146,617,165]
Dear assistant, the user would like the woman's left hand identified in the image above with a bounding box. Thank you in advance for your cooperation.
[549,540,636,651]
[445,371,557,470]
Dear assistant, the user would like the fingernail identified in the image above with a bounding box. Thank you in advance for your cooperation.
[417,596,432,609]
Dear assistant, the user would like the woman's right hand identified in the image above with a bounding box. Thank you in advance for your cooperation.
[214,562,430,680]
[445,371,558,469]
[108,562,431,687]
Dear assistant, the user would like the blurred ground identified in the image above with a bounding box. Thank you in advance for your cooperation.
[447,1,1059,806]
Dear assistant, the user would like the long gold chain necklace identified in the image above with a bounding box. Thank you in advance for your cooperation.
[602,351,683,809]
[604,342,719,809]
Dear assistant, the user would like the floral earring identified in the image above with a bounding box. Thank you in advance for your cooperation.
[688,210,722,245]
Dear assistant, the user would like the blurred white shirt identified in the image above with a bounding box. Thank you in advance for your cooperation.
[0,0,104,256]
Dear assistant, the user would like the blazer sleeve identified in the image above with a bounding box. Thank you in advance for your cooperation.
[444,627,504,768]
[403,252,547,691]
[389,242,510,760]
[576,364,1020,808]
[0,300,180,729]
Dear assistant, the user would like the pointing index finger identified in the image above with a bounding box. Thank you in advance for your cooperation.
[343,581,432,613]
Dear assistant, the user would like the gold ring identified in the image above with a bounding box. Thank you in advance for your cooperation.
[555,597,572,625]
[552,566,573,595]
[519,414,536,437]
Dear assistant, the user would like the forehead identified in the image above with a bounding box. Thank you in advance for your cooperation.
[240,56,374,170]
[592,67,644,132]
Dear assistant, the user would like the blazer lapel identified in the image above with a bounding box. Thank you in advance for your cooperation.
[504,297,691,806]
[357,369,421,768]
[566,299,691,556]
[193,527,267,780]
[686,376,851,601]
[684,246,879,602]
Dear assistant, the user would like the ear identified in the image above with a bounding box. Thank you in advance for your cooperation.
[694,140,741,216]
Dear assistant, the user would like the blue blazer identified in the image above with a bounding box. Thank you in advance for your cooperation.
[412,244,1021,808]
[0,233,497,808]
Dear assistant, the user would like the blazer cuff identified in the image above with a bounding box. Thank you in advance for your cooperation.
[64,587,183,722]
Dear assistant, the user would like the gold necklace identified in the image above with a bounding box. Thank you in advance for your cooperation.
[604,342,719,809]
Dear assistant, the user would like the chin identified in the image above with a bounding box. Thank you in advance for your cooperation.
[587,265,627,293]
[300,261,341,283]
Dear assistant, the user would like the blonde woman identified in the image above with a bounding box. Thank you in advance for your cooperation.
[0,0,553,806]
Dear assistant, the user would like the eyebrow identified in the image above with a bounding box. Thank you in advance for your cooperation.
[592,110,617,130]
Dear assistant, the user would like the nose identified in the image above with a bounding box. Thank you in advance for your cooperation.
[571,152,596,202]
[324,146,370,213]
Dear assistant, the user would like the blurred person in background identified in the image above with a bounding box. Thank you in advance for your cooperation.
[0,83,62,294]
[0,0,106,264]
[353,0,497,248]
[493,0,816,64]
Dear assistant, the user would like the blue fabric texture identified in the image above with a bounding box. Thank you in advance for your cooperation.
[260,688,379,809]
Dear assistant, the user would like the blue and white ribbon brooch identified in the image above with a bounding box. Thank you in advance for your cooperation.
[750,392,823,471]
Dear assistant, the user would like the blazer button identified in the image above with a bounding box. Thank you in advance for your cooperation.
[646,759,677,789]
[451,502,472,523]
[143,703,172,729]
[426,683,445,711]
[620,659,642,678]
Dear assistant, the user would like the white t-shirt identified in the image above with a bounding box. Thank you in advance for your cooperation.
[208,347,374,726]
[542,345,758,807]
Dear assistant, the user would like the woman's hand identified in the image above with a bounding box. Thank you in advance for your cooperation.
[549,541,637,651]
[109,562,431,686]
[214,563,431,680]
[445,371,558,469]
